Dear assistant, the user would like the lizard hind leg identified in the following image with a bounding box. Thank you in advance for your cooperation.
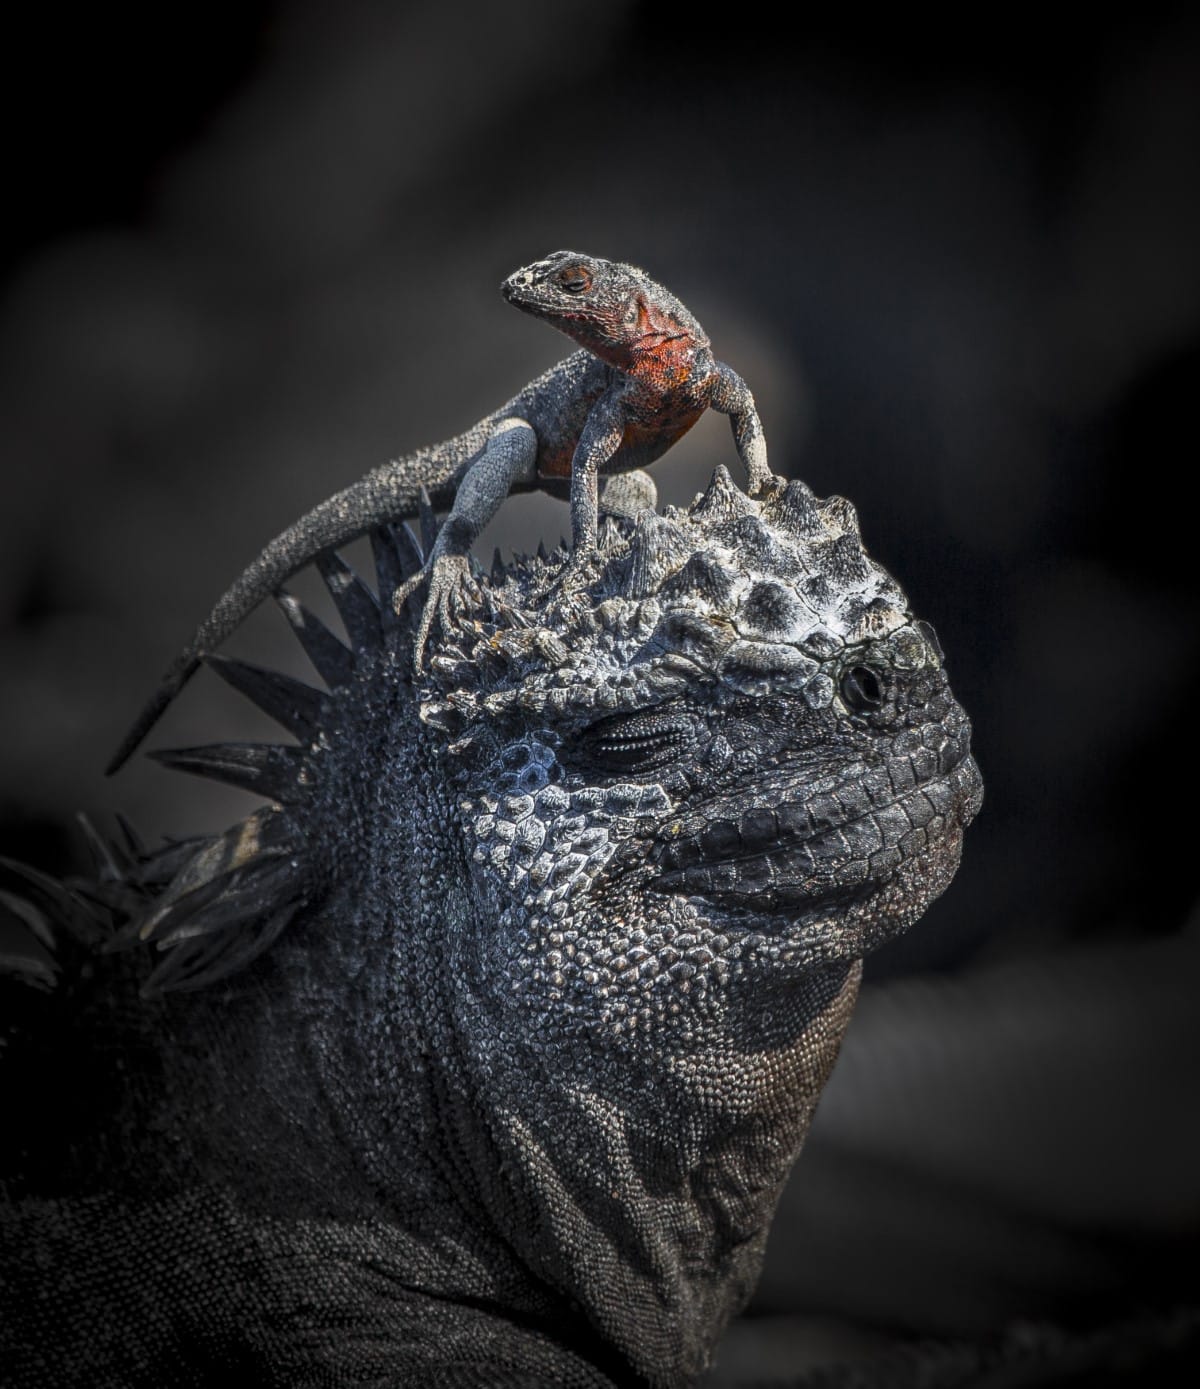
[394,418,539,671]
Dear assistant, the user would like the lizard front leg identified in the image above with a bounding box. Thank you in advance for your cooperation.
[710,361,773,496]
[396,418,538,668]
[566,395,628,561]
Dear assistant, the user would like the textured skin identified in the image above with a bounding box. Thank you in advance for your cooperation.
[1,467,981,1386]
[107,251,771,773]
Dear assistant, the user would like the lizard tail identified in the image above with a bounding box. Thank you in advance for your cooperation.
[105,460,463,775]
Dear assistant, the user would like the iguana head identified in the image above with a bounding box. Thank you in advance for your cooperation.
[426,466,982,1041]
[502,249,710,366]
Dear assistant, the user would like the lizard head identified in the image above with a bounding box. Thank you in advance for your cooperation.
[502,250,709,366]
[427,467,983,1043]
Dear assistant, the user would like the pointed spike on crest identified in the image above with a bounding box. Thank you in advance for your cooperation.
[536,539,549,563]
[206,655,326,741]
[763,477,824,537]
[0,856,108,946]
[0,947,60,992]
[418,486,440,555]
[0,887,58,955]
[369,525,411,614]
[626,512,694,599]
[819,495,862,541]
[276,592,355,689]
[74,812,125,882]
[690,465,756,528]
[114,812,146,862]
[143,903,299,996]
[491,547,507,586]
[149,860,300,948]
[149,742,309,804]
[393,522,426,575]
[823,532,872,585]
[314,551,382,655]
[142,808,292,916]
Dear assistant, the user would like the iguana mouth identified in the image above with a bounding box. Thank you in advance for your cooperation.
[652,743,982,913]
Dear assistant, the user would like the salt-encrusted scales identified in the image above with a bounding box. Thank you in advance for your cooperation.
[425,468,915,737]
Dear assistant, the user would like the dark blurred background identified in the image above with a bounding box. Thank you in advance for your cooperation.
[3,1,1198,1381]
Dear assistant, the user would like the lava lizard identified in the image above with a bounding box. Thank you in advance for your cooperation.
[105,250,772,774]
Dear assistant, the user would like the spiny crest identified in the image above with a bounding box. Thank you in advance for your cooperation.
[0,815,234,999]
[1,844,112,995]
[95,523,426,994]
[423,466,917,741]
[113,807,309,994]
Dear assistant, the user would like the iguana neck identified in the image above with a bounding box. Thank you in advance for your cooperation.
[142,712,862,1387]
[444,961,863,1384]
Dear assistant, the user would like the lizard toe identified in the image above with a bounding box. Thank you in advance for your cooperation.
[411,552,472,671]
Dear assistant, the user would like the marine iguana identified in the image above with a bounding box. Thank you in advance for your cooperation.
[1,465,981,1386]
[106,250,772,774]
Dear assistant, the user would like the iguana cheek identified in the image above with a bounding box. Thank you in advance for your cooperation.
[652,738,980,918]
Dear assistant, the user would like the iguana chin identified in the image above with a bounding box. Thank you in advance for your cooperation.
[1,466,981,1387]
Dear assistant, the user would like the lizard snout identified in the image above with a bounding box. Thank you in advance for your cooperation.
[502,270,535,299]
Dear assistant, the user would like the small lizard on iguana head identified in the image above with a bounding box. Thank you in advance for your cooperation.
[106,250,772,774]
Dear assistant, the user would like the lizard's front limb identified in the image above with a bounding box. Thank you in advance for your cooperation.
[710,362,773,496]
[567,397,628,558]
[537,397,629,603]
[396,418,538,669]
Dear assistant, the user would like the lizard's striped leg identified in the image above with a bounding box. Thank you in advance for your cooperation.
[397,418,538,669]
[710,361,773,496]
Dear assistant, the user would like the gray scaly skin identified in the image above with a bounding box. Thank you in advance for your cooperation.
[106,251,772,774]
[1,467,981,1387]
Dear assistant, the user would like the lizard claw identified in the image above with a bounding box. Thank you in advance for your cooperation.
[544,544,603,604]
[746,467,781,500]
[394,550,472,672]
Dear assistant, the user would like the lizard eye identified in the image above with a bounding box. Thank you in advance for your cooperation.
[840,665,884,713]
[557,265,593,294]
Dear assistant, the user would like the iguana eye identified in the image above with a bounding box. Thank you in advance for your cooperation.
[573,709,695,772]
[840,665,884,712]
[557,265,593,294]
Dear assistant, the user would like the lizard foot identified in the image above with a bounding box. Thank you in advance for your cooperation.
[394,550,473,672]
[746,468,783,500]
[543,544,603,605]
